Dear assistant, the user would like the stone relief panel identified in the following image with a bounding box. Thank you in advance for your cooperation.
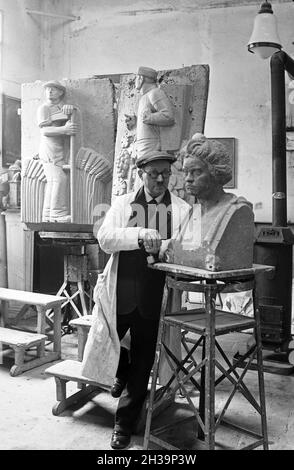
[112,65,209,202]
[21,78,115,225]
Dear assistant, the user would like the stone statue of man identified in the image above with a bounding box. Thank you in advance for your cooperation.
[37,80,78,223]
[125,66,175,161]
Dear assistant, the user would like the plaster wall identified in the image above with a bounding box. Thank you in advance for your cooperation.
[39,0,294,223]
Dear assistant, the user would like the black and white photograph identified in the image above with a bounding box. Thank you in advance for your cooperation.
[0,0,294,456]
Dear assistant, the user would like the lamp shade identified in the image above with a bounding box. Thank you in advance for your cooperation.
[247,1,282,59]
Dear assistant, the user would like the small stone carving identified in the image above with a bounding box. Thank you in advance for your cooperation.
[165,134,255,271]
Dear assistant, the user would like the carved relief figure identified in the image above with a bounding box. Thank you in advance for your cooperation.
[37,80,78,222]
[125,66,175,161]
[165,134,255,271]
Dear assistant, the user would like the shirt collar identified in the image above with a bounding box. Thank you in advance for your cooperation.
[144,187,165,204]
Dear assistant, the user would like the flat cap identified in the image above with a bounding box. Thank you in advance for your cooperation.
[136,150,177,168]
[137,66,157,81]
[43,80,66,93]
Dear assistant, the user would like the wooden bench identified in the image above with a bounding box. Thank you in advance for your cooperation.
[45,359,174,432]
[0,327,47,376]
[45,359,108,415]
[0,288,64,375]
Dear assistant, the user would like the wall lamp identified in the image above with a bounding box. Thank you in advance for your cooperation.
[247,1,282,59]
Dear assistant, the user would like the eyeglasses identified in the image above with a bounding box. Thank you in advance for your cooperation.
[143,169,171,179]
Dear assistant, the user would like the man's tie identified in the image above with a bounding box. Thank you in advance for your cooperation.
[147,198,158,231]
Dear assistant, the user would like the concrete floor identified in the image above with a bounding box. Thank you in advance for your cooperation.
[1,319,294,451]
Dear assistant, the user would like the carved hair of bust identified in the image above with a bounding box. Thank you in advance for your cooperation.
[180,133,232,186]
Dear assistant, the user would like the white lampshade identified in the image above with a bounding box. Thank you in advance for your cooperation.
[247,1,282,59]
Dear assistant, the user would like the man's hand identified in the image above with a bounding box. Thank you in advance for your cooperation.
[138,228,161,254]
[124,114,137,130]
[62,105,74,116]
[159,239,175,263]
[64,120,78,135]
[142,110,152,124]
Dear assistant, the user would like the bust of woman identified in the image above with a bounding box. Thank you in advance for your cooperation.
[166,134,254,271]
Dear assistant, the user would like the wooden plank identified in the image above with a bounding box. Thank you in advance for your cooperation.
[164,311,256,334]
[0,288,64,308]
[0,327,47,347]
[0,300,9,327]
[69,315,92,328]
[52,385,100,416]
[52,306,62,355]
[150,262,275,279]
[149,435,179,450]
[118,0,290,13]
[9,352,60,377]
[25,223,94,232]
[38,232,96,241]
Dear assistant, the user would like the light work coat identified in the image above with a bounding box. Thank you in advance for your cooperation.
[81,190,190,387]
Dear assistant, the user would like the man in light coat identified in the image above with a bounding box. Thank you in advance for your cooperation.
[81,150,190,449]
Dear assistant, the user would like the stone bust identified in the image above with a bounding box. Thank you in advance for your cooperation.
[165,134,255,271]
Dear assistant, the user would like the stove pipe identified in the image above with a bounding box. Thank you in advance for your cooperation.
[271,51,294,227]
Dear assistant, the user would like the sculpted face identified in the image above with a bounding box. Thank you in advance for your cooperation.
[139,160,171,198]
[45,86,64,104]
[135,74,144,91]
[183,156,215,199]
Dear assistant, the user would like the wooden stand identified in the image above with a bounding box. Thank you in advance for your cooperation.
[37,231,98,329]
[143,262,274,450]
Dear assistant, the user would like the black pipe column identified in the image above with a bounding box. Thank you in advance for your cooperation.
[254,51,294,355]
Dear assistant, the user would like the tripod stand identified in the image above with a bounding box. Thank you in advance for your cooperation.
[38,231,98,334]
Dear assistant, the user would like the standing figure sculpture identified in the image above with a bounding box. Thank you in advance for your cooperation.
[125,66,175,161]
[37,80,78,223]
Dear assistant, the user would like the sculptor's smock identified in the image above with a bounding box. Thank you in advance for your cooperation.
[81,190,190,387]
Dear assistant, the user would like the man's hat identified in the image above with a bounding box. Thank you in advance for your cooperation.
[137,66,157,81]
[136,150,177,168]
[43,80,66,93]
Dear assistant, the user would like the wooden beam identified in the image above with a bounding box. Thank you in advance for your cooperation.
[117,0,292,15]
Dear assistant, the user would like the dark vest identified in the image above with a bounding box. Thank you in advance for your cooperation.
[116,187,172,319]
